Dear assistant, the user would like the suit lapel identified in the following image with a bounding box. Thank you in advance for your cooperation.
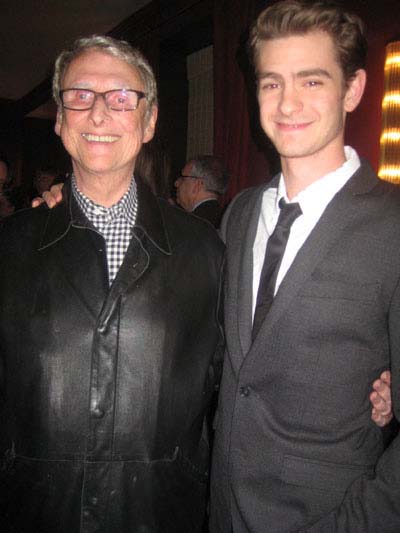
[236,192,262,357]
[226,180,275,364]
[250,161,380,354]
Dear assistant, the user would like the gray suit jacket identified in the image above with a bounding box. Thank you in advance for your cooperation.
[210,160,400,532]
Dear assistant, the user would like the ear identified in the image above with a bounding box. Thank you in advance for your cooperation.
[143,105,158,143]
[54,109,63,137]
[344,69,367,113]
[196,178,205,193]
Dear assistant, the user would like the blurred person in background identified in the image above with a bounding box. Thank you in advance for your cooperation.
[175,155,229,228]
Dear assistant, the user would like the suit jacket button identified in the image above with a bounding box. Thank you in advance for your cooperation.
[239,386,250,397]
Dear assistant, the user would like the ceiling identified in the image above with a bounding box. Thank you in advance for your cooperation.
[0,0,151,107]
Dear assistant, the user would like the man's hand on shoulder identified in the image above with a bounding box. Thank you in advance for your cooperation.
[31,183,64,208]
[370,370,393,427]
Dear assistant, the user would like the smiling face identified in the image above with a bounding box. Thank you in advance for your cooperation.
[55,49,157,189]
[256,31,365,174]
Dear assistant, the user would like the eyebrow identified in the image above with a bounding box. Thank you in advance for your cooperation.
[257,68,333,81]
[296,68,332,79]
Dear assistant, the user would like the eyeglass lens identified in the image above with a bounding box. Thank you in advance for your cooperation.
[61,89,143,111]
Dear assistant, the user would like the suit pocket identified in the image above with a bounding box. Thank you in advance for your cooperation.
[281,453,375,493]
[298,280,380,303]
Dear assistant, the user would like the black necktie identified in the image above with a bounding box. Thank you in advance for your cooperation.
[252,198,302,340]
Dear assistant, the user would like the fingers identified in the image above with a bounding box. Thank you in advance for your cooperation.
[373,371,392,405]
[370,370,393,427]
[42,190,59,208]
[50,183,64,201]
[31,182,64,209]
[379,370,391,386]
[31,197,45,208]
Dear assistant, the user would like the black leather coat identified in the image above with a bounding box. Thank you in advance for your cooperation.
[0,179,224,533]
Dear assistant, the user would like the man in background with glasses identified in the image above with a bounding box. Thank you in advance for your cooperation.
[0,35,224,533]
[174,155,229,228]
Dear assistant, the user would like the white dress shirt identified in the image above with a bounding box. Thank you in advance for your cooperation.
[252,146,361,318]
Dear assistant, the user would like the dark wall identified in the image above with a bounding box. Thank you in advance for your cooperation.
[345,0,400,171]
[21,118,71,185]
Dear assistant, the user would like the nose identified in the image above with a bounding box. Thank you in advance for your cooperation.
[174,177,182,188]
[278,84,303,115]
[88,93,110,126]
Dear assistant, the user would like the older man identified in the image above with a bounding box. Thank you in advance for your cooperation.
[0,35,224,533]
[175,155,228,228]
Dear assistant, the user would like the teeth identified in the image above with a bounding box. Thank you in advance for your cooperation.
[82,133,118,142]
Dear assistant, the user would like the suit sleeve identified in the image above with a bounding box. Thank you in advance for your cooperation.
[302,277,400,533]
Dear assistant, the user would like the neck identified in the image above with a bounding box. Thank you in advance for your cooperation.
[194,190,219,206]
[281,146,347,200]
[74,168,134,207]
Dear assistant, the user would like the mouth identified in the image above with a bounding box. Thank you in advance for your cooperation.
[276,122,310,131]
[81,133,119,143]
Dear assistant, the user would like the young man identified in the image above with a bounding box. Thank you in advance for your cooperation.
[210,1,400,531]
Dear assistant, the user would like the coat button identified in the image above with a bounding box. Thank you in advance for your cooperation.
[92,407,105,418]
[239,386,250,397]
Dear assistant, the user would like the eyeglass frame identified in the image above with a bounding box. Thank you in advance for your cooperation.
[59,88,147,112]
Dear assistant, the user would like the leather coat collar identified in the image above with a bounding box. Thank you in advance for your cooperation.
[39,177,172,255]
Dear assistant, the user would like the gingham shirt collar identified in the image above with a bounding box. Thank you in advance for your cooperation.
[72,175,137,228]
[71,175,138,285]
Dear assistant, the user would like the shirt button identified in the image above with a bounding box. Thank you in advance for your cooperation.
[239,386,251,397]
[91,496,98,505]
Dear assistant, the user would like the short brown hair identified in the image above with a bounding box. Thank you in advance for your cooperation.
[250,0,367,83]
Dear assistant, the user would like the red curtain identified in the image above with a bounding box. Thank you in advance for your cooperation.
[213,0,272,202]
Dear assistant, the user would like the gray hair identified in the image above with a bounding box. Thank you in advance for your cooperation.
[52,34,158,120]
[188,155,229,195]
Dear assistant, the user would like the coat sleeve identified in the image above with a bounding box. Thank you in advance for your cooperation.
[302,277,400,533]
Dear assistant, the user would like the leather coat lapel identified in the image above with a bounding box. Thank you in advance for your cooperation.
[98,178,172,322]
[250,161,380,354]
[38,181,108,319]
[37,179,172,323]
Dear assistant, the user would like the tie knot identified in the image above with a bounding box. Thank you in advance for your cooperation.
[277,198,302,228]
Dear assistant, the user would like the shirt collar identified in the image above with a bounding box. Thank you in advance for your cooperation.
[72,174,138,227]
[276,146,361,219]
[38,177,172,255]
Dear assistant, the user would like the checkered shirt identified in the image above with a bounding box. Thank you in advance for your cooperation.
[72,176,138,285]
